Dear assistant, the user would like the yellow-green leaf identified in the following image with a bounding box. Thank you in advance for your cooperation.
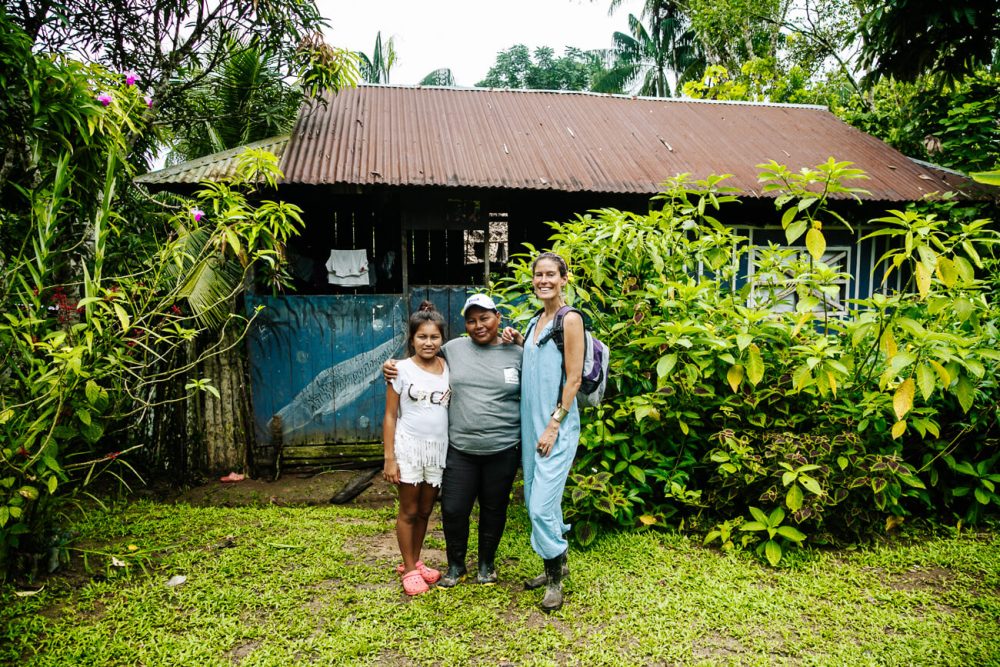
[914,262,931,300]
[929,359,951,387]
[113,303,130,332]
[805,227,826,261]
[935,256,957,288]
[891,419,906,439]
[916,364,935,401]
[746,344,764,385]
[786,483,803,512]
[893,378,915,420]
[727,364,744,393]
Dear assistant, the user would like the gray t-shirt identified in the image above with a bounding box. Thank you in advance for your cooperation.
[441,337,522,454]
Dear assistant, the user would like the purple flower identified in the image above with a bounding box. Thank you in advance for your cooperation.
[144,96,153,108]
[191,209,204,223]
[97,92,112,106]
[125,71,138,86]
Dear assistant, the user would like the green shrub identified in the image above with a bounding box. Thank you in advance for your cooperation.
[495,163,1000,564]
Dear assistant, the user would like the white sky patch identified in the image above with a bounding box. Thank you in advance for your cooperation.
[317,0,645,86]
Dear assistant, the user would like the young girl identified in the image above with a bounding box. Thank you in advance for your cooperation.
[383,301,451,596]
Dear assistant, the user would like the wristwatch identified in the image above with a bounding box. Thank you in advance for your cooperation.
[550,405,569,423]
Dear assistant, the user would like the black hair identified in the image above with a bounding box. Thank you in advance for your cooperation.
[532,251,569,277]
[408,301,447,353]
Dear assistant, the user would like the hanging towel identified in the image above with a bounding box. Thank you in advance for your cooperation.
[326,249,369,286]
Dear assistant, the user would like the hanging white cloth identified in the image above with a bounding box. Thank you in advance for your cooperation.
[326,249,369,286]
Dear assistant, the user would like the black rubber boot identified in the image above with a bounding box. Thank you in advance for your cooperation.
[476,560,497,585]
[524,549,567,590]
[439,546,467,588]
[540,554,565,613]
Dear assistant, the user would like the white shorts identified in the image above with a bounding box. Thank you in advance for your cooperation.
[397,461,444,487]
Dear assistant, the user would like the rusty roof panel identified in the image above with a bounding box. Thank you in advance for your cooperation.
[281,86,971,201]
[135,135,288,186]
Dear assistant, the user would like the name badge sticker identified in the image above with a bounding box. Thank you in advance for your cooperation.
[503,367,520,384]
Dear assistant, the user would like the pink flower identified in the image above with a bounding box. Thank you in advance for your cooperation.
[97,92,112,106]
[125,71,138,86]
[144,96,153,108]
[191,209,204,223]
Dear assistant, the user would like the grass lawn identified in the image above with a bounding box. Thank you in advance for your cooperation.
[2,484,999,666]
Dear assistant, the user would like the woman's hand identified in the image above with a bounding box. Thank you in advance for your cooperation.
[535,420,560,457]
[383,458,400,484]
[382,358,399,382]
[501,326,524,346]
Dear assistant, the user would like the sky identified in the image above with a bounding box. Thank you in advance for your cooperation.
[316,0,646,87]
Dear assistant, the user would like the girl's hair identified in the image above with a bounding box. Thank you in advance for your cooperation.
[407,301,447,352]
[532,251,569,278]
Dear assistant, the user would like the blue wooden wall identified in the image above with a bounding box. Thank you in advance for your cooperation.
[245,288,476,453]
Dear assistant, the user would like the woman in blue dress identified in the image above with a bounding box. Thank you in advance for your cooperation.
[503,251,584,613]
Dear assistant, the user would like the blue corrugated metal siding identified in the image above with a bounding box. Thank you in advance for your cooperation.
[246,295,407,449]
[246,289,474,452]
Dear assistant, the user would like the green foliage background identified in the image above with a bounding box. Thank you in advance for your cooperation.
[496,166,1000,564]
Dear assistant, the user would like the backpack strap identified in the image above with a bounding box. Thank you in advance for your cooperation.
[536,305,575,350]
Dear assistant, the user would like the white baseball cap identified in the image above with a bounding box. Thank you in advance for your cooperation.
[461,293,498,316]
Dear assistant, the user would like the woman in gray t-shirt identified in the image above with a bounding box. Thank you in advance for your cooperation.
[384,294,522,587]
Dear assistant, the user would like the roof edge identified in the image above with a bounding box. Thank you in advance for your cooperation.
[341,83,829,111]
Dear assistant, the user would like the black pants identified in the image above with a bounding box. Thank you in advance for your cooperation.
[441,444,520,568]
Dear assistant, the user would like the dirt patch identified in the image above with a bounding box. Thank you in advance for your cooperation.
[164,469,397,508]
[225,640,260,664]
[691,633,748,659]
[887,566,955,592]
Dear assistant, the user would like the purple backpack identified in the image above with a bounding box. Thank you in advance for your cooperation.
[532,306,609,408]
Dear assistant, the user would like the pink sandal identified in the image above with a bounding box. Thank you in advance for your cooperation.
[401,569,429,596]
[396,560,441,584]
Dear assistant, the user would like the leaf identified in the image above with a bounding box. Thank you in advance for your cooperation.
[914,262,931,300]
[799,475,823,496]
[929,359,951,387]
[638,515,657,526]
[893,379,915,420]
[727,364,744,393]
[768,506,786,526]
[805,228,826,262]
[785,218,808,244]
[628,465,646,484]
[736,333,753,351]
[656,353,677,379]
[746,344,764,385]
[113,303,130,332]
[740,521,767,532]
[935,256,957,287]
[954,374,975,413]
[47,476,58,494]
[974,487,990,505]
[776,525,806,543]
[786,483,804,512]
[86,380,101,406]
[891,419,907,439]
[916,364,935,401]
[764,539,782,566]
[748,506,768,524]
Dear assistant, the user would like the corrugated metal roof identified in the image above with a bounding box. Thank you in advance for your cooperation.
[134,135,289,185]
[281,85,967,201]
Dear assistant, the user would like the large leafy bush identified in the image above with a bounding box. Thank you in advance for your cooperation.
[496,163,999,562]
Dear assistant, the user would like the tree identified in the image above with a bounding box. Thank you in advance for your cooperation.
[168,38,304,162]
[6,1,356,169]
[599,2,704,97]
[477,45,609,91]
[358,31,398,84]
[420,68,456,86]
[856,0,1000,84]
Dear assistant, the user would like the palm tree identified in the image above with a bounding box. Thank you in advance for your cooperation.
[420,68,456,86]
[599,0,705,96]
[357,31,398,84]
[167,38,301,163]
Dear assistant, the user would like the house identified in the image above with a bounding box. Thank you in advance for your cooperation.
[137,84,976,470]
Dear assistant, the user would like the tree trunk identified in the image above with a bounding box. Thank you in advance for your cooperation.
[197,326,253,476]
